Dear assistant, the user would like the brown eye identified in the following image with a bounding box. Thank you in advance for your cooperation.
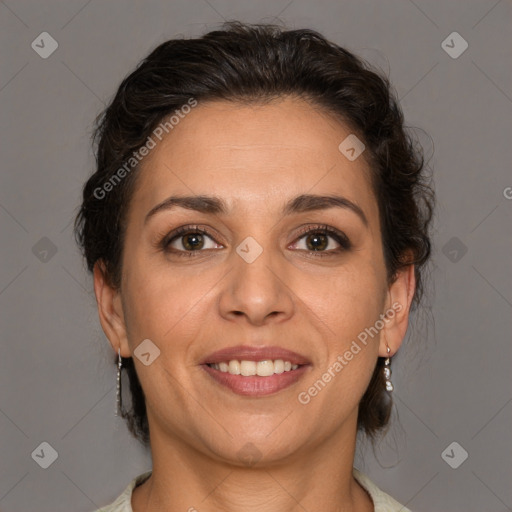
[304,232,329,251]
[161,226,223,256]
[290,225,351,255]
[179,232,206,251]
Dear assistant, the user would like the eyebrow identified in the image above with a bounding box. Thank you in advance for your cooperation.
[144,193,368,227]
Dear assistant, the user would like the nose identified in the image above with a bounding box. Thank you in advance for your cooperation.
[217,239,295,327]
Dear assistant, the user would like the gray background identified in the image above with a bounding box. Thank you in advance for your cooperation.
[1,0,511,511]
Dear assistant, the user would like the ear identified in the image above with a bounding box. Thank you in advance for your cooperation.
[378,263,416,358]
[93,260,131,357]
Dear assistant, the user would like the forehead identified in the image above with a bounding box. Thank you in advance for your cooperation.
[130,97,376,220]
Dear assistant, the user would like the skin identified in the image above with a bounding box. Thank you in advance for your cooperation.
[94,96,415,512]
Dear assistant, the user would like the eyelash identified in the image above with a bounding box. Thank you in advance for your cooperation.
[159,224,351,258]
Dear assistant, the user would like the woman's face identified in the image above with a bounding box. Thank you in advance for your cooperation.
[98,96,412,464]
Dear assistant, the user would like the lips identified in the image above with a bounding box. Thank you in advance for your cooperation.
[200,345,311,397]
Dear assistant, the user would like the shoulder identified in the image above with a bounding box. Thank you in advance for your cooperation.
[93,471,152,512]
[353,467,412,512]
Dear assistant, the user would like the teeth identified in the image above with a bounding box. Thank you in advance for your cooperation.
[256,360,274,377]
[274,359,285,374]
[228,360,241,375]
[240,360,256,376]
[209,359,301,376]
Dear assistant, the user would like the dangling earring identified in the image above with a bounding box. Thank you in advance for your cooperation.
[384,345,394,392]
[116,348,123,416]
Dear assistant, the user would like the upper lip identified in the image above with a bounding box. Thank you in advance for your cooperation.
[201,345,311,366]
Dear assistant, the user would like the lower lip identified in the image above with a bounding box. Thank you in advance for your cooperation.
[202,364,310,396]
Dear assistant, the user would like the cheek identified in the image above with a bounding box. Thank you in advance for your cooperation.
[295,259,385,342]
[120,255,221,347]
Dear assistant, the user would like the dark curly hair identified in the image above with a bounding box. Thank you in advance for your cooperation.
[74,21,435,447]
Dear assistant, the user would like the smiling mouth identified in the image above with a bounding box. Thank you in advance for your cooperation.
[201,345,311,396]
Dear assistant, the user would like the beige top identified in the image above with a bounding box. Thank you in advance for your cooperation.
[95,468,412,511]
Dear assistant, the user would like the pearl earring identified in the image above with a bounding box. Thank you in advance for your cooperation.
[384,345,393,392]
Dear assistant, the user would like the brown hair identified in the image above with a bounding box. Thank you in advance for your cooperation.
[74,21,435,447]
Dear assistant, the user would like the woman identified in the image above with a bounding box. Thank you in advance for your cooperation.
[75,21,434,512]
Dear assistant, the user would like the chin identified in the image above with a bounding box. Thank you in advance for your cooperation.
[201,428,307,468]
